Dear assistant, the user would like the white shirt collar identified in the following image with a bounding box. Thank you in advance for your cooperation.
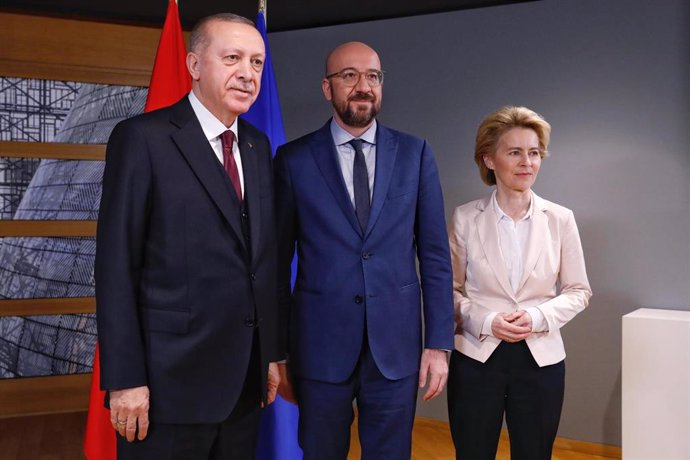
[330,118,377,146]
[188,90,238,142]
[491,189,533,223]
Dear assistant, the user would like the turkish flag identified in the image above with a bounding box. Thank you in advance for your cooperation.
[143,0,191,113]
[84,1,190,458]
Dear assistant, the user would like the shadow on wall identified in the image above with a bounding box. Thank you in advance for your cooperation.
[604,370,621,443]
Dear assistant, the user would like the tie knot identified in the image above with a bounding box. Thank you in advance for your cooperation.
[348,139,364,153]
[220,130,236,150]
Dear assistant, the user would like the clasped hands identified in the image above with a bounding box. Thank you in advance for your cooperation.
[491,310,533,342]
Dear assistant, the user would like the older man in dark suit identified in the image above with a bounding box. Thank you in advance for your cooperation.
[95,13,281,460]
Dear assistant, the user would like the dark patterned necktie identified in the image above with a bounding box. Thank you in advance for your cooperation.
[220,130,242,204]
[349,139,370,232]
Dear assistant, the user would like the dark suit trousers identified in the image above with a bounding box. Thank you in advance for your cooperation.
[447,342,565,460]
[116,331,262,460]
[294,337,419,460]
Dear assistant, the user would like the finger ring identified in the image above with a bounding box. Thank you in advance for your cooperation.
[117,420,126,425]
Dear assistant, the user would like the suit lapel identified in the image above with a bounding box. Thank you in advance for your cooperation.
[516,193,547,293]
[238,120,261,261]
[310,122,362,236]
[475,197,516,300]
[169,98,247,252]
[366,124,397,238]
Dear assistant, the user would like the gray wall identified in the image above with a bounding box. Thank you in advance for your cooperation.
[268,0,690,446]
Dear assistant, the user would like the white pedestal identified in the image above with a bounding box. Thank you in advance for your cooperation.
[622,308,690,460]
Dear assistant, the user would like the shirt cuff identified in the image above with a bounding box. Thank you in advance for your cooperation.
[481,312,499,337]
[526,307,547,332]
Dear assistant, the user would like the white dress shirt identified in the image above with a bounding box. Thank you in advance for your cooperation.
[330,119,377,204]
[188,91,244,198]
[481,191,547,335]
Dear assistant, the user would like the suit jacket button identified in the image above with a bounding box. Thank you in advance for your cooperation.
[244,318,255,327]
[361,252,370,260]
[354,295,363,304]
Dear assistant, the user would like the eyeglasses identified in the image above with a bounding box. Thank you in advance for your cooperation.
[326,68,385,87]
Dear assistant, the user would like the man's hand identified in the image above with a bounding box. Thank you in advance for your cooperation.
[109,385,150,442]
[418,348,449,401]
[277,362,297,404]
[491,312,531,342]
[265,362,281,406]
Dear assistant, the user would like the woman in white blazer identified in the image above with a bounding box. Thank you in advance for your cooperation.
[447,106,592,460]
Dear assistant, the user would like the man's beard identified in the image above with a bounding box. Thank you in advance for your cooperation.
[334,92,380,128]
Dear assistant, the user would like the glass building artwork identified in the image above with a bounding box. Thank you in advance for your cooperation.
[0,77,147,378]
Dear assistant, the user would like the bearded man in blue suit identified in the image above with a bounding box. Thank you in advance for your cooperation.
[274,42,454,459]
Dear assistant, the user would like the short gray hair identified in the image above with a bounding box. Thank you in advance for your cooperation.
[189,13,256,53]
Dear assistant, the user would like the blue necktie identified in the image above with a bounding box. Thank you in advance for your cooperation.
[349,139,370,233]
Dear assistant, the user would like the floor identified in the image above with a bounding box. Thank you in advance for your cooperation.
[0,412,621,459]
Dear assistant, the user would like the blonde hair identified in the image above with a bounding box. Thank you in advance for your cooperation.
[474,106,551,185]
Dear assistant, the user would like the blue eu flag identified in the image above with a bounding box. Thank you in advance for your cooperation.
[243,11,303,460]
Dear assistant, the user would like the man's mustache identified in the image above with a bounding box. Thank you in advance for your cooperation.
[349,92,375,102]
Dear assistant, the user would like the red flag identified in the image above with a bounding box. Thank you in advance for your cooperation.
[144,0,192,112]
[84,344,116,460]
[84,1,190,458]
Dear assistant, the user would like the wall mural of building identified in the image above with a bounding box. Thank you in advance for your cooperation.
[0,77,147,378]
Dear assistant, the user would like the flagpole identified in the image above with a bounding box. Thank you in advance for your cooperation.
[259,0,267,22]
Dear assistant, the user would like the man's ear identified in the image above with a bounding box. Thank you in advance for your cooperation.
[187,52,200,80]
[321,78,332,102]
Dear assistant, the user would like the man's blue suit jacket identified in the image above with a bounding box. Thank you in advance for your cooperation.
[275,120,454,383]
